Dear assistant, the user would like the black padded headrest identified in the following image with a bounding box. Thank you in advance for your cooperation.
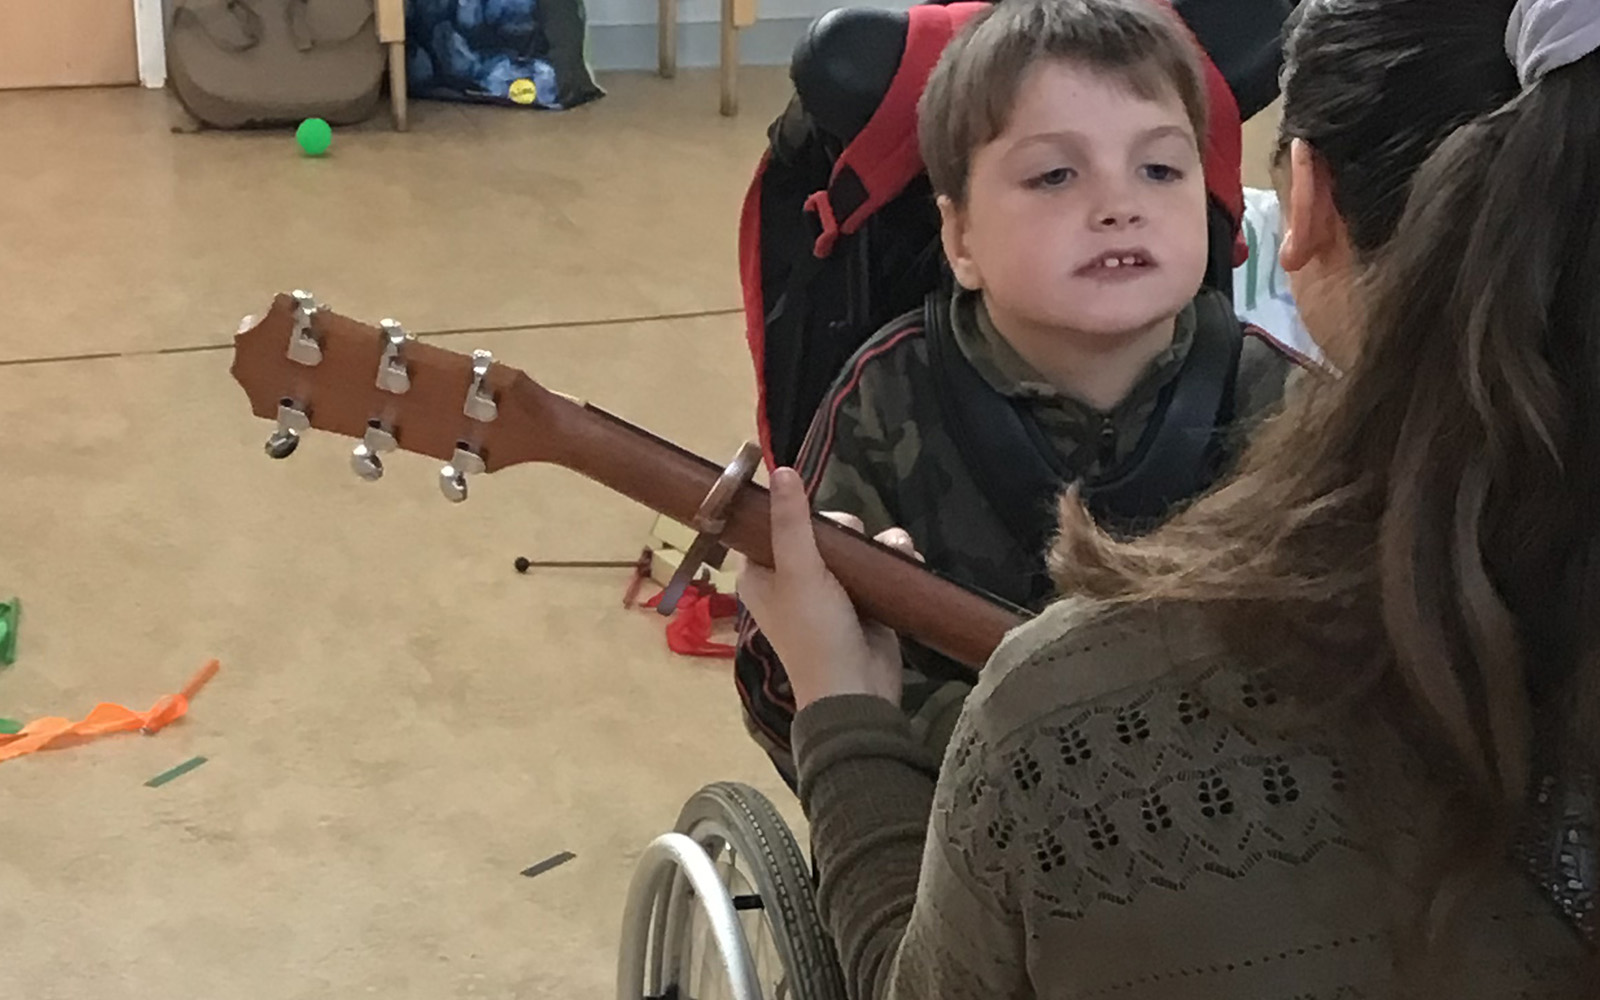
[790,7,908,144]
[792,0,1297,145]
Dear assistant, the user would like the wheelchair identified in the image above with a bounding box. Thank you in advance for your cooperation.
[616,4,1296,996]
[616,782,845,1000]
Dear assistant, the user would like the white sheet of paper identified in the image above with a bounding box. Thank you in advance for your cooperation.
[1233,187,1320,363]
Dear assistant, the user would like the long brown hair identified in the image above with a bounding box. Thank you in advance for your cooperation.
[1050,0,1600,966]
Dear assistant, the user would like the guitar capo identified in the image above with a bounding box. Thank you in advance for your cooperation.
[655,441,763,617]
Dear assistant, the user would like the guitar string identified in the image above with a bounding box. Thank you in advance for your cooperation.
[0,306,743,369]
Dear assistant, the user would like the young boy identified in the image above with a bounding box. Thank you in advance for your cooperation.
[736,0,1299,788]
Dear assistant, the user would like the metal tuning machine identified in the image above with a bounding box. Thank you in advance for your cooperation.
[351,419,398,481]
[347,321,412,481]
[464,349,498,422]
[288,290,324,366]
[439,443,486,502]
[265,399,310,459]
[438,350,498,500]
[376,319,412,395]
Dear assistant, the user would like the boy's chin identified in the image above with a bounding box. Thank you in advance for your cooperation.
[1041,305,1185,342]
[1021,280,1195,340]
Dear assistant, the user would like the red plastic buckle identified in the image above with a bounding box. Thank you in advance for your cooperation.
[803,189,842,258]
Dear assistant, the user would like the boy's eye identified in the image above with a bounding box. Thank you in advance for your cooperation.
[1027,167,1075,189]
[1142,163,1184,182]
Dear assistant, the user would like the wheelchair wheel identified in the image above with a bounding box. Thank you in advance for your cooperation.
[665,782,847,1000]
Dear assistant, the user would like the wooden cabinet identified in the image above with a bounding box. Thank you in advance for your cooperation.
[0,0,139,90]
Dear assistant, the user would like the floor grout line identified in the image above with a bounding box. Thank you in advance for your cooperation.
[0,306,743,369]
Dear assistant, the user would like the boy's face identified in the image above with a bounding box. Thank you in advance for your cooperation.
[940,58,1209,340]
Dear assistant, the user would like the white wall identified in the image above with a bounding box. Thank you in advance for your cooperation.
[132,0,920,87]
[586,0,915,71]
[585,0,915,70]
[134,0,164,87]
[586,0,909,27]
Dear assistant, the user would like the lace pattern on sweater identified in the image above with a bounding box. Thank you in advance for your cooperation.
[940,663,1383,922]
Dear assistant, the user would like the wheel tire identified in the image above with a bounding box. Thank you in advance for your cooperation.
[672,782,848,1000]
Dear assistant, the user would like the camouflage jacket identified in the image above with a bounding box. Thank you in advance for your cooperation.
[734,286,1301,787]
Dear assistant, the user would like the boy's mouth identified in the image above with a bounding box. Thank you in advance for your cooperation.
[1076,249,1155,276]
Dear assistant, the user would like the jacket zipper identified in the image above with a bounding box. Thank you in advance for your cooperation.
[1096,416,1118,470]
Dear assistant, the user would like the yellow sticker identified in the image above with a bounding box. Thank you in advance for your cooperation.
[509,78,538,105]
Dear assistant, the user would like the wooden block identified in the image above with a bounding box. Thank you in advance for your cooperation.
[649,514,728,571]
[649,545,737,593]
[647,514,737,592]
[375,0,406,43]
[650,513,700,553]
[732,0,758,29]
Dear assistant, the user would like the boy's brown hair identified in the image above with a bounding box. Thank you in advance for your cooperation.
[918,0,1209,203]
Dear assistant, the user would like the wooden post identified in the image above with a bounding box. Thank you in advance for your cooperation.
[720,0,756,115]
[388,44,409,131]
[659,0,678,79]
[375,0,408,131]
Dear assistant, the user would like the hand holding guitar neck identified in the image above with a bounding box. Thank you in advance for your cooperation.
[228,290,1028,670]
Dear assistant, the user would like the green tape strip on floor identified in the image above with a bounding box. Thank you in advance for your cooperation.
[146,755,208,788]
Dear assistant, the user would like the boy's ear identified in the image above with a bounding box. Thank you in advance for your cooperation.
[938,194,983,290]
[1278,139,1348,274]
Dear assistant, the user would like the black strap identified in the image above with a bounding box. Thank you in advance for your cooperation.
[924,291,1066,606]
[927,287,1244,604]
[1079,289,1244,528]
[761,234,836,468]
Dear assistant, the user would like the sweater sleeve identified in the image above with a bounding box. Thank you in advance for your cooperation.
[793,695,1031,1000]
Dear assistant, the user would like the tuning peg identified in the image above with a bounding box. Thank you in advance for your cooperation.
[464,350,498,423]
[288,290,323,366]
[376,320,412,394]
[265,400,310,459]
[439,443,486,502]
[351,419,398,481]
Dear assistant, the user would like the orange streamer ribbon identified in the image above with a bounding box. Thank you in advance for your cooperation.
[0,659,220,763]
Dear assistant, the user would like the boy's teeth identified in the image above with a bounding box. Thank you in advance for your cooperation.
[1100,255,1142,268]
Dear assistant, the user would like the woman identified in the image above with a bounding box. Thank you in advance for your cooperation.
[738,0,1600,996]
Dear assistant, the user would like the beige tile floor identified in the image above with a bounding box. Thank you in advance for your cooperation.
[0,70,802,1000]
[0,70,1285,998]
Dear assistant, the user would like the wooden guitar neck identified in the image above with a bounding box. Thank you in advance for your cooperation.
[230,292,1029,671]
[545,394,1026,668]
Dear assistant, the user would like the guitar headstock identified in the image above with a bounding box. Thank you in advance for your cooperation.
[230,291,570,500]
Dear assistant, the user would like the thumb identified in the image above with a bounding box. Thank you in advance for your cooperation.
[735,561,775,621]
[767,467,824,575]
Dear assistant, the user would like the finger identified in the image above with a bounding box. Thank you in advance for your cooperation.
[875,527,925,562]
[767,467,825,575]
[822,510,866,533]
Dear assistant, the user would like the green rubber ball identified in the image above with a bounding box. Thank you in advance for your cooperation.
[296,117,333,156]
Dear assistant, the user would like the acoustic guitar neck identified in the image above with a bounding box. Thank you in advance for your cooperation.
[229,292,1028,670]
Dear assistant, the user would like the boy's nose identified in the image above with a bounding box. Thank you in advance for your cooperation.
[1088,174,1146,229]
[1094,207,1144,229]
